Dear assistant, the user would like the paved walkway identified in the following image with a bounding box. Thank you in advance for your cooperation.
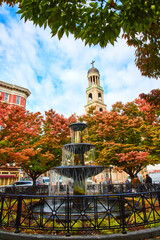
[0,228,160,240]
[1,234,159,240]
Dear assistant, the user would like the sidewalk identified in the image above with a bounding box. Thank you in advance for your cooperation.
[1,227,160,240]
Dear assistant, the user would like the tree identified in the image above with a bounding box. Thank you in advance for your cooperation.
[135,89,160,163]
[0,0,159,78]
[82,95,159,179]
[139,89,160,120]
[0,102,77,186]
[116,151,149,179]
[0,102,28,166]
[123,20,160,79]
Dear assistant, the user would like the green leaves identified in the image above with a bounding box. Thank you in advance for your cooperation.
[58,27,64,40]
[2,0,160,78]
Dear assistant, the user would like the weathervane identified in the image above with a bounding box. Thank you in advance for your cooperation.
[91,60,95,68]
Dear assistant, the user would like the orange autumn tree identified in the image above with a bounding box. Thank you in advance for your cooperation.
[116,151,149,179]
[138,89,160,125]
[0,102,28,166]
[82,94,159,179]
[42,109,77,166]
[17,110,76,186]
[0,101,76,186]
[135,89,160,163]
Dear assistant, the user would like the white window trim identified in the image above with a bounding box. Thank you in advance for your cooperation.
[4,93,9,102]
[16,96,21,105]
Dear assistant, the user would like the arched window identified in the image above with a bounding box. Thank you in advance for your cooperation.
[99,108,103,112]
[93,76,95,84]
[98,92,102,100]
[88,93,92,101]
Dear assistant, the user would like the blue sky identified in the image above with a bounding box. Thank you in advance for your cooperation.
[0,4,159,117]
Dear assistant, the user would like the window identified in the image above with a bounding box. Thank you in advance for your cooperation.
[16,96,21,105]
[98,93,102,100]
[88,93,92,101]
[93,76,95,84]
[4,93,9,102]
[99,108,103,112]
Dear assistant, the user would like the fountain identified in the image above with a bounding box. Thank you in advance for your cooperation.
[50,122,104,196]
[36,123,118,220]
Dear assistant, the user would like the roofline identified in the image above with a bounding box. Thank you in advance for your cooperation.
[0,81,31,97]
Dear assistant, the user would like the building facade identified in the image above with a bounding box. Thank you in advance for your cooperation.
[84,62,107,113]
[0,166,20,186]
[0,80,31,108]
[0,80,31,186]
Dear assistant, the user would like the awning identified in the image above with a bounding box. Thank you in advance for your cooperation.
[0,175,16,178]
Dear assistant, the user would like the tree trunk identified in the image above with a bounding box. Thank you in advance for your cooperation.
[32,177,37,195]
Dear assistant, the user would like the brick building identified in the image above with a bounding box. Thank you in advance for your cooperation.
[0,80,31,186]
[0,80,31,108]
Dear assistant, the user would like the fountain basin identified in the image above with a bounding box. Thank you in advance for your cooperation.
[69,122,87,131]
[63,143,94,154]
[54,165,104,179]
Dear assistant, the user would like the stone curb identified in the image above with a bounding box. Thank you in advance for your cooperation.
[0,227,160,240]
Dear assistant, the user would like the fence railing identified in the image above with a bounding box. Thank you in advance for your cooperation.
[0,183,159,195]
[0,185,48,195]
[0,190,160,236]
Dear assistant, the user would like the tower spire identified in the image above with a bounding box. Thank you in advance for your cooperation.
[90,60,95,68]
[84,63,107,113]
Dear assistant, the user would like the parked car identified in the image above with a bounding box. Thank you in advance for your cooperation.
[38,177,50,185]
[0,180,41,194]
[12,181,33,187]
[42,177,50,185]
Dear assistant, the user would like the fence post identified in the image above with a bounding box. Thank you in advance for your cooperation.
[15,195,22,233]
[120,194,127,234]
[120,184,124,193]
[66,185,70,237]
[94,196,98,230]
[142,193,147,223]
[0,195,4,226]
[100,182,102,194]
[156,186,160,206]
[40,197,45,228]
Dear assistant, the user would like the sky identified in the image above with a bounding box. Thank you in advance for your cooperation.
[0,4,159,118]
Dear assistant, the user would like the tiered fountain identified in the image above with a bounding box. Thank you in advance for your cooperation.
[52,122,104,196]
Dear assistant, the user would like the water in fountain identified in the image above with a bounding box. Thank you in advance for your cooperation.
[50,122,104,196]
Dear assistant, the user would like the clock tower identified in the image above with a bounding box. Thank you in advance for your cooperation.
[84,61,107,113]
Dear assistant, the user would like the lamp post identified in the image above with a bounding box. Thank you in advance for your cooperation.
[18,169,22,181]
[109,166,113,184]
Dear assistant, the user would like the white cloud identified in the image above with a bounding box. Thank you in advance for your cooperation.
[0,5,159,117]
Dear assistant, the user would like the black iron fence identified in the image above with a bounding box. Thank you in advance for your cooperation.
[0,182,159,195]
[0,185,48,195]
[0,182,160,198]
[0,190,160,236]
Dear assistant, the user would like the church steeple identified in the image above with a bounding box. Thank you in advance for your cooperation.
[84,61,107,113]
